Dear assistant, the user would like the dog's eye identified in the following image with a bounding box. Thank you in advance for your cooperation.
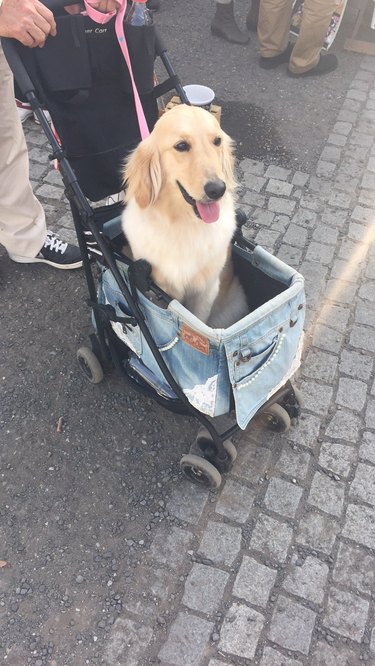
[213,137,222,146]
[174,141,190,152]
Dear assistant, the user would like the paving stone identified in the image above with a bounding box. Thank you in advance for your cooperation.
[358,280,375,302]
[333,541,375,596]
[182,564,229,615]
[318,441,356,478]
[321,207,348,227]
[264,477,303,518]
[150,526,193,569]
[330,257,364,283]
[359,431,375,464]
[347,88,367,102]
[104,618,153,666]
[268,595,316,655]
[296,511,340,554]
[299,381,333,416]
[333,121,353,136]
[325,410,361,443]
[350,325,375,353]
[266,179,293,196]
[35,184,64,200]
[254,228,280,249]
[250,513,293,563]
[28,146,51,163]
[312,324,343,354]
[342,98,361,113]
[166,484,208,524]
[124,565,174,620]
[215,479,255,523]
[158,612,213,666]
[336,377,368,412]
[208,660,232,666]
[233,444,272,484]
[371,627,375,654]
[245,174,266,192]
[282,224,308,248]
[292,207,317,227]
[350,462,375,506]
[260,647,302,666]
[198,521,242,567]
[327,132,347,147]
[300,193,325,212]
[317,303,350,333]
[320,146,342,163]
[327,190,352,208]
[340,349,373,383]
[233,555,277,607]
[268,197,296,216]
[308,471,345,517]
[265,165,291,180]
[250,208,275,226]
[311,226,338,245]
[282,555,329,604]
[286,413,321,450]
[29,163,47,179]
[323,587,369,642]
[308,176,332,196]
[334,171,359,193]
[292,171,309,187]
[355,299,375,328]
[277,244,303,268]
[275,445,311,481]
[311,641,358,665]
[303,349,338,383]
[218,602,264,659]
[362,171,375,189]
[342,503,375,549]
[240,157,266,176]
[242,190,267,207]
[365,398,375,430]
[337,109,358,123]
[352,205,375,224]
[316,161,336,178]
[324,279,358,306]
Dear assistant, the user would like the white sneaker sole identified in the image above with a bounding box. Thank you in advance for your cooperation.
[9,253,82,270]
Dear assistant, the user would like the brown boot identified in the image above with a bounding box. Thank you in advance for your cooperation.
[246,0,260,31]
[211,1,250,45]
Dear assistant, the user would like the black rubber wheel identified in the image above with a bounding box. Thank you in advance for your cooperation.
[77,346,104,384]
[180,454,222,489]
[223,439,237,464]
[257,403,291,433]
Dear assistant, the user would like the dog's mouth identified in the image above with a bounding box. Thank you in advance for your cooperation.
[177,181,220,224]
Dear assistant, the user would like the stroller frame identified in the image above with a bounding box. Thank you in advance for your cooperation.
[3,6,302,487]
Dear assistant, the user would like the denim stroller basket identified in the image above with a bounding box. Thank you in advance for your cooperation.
[3,0,305,488]
[97,233,305,431]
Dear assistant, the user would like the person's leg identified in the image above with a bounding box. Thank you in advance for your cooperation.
[0,45,82,268]
[289,0,338,74]
[211,0,250,45]
[246,0,260,31]
[0,44,46,259]
[257,0,294,57]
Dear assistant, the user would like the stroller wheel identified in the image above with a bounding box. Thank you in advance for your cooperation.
[77,346,104,384]
[180,454,222,489]
[194,427,237,471]
[256,402,291,433]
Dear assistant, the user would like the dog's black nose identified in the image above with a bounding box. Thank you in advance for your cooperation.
[204,180,226,200]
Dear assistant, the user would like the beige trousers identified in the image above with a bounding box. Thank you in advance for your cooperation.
[0,43,46,258]
[258,0,338,73]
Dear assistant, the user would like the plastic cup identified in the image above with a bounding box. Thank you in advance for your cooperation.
[182,84,215,110]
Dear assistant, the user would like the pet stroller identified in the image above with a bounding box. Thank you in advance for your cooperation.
[3,0,305,489]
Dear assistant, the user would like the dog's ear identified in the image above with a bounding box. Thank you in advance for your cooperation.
[221,132,237,192]
[123,137,162,208]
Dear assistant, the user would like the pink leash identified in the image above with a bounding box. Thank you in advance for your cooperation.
[83,0,150,140]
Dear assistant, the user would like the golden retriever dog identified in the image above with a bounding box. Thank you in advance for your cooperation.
[121,104,248,327]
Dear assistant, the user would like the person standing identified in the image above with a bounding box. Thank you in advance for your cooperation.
[211,0,250,45]
[257,0,338,76]
[0,0,83,268]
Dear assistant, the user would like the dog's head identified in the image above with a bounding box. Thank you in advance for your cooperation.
[123,104,236,224]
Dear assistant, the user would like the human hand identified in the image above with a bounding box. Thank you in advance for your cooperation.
[0,0,56,47]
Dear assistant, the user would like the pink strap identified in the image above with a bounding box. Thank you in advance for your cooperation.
[83,0,150,139]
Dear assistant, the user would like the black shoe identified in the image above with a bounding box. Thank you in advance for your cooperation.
[211,0,250,45]
[9,230,82,269]
[146,0,160,10]
[259,42,294,69]
[287,53,338,78]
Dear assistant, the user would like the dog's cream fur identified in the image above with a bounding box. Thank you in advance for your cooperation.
[121,104,248,327]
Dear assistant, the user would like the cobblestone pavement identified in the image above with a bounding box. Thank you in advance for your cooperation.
[7,52,375,666]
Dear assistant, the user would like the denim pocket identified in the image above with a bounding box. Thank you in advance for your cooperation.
[232,332,280,384]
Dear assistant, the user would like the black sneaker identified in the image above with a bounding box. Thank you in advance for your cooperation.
[259,42,294,69]
[287,53,338,78]
[9,230,82,269]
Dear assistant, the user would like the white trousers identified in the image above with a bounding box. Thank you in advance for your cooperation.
[0,43,46,258]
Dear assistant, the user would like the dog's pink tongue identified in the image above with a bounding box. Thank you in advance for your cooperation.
[196,201,220,224]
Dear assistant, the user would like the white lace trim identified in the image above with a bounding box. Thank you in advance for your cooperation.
[183,374,218,417]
